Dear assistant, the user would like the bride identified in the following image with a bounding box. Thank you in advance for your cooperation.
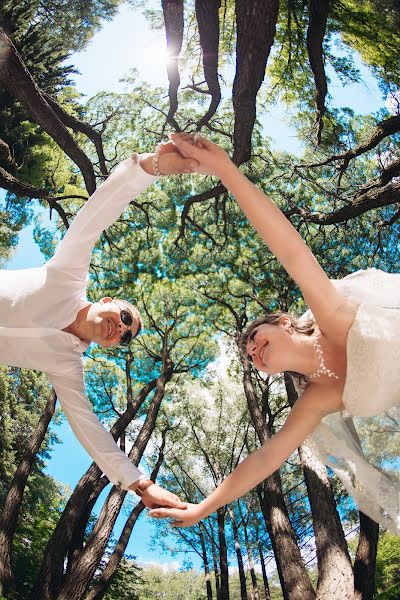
[150,133,400,533]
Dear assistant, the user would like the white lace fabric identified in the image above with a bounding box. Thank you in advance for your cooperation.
[304,269,400,533]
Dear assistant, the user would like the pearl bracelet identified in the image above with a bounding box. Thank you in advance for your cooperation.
[152,144,163,176]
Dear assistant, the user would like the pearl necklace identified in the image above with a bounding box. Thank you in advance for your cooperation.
[308,336,338,380]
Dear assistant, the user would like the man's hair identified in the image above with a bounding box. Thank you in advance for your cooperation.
[113,297,142,339]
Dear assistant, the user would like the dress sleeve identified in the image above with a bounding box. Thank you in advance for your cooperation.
[48,155,158,274]
[50,370,146,490]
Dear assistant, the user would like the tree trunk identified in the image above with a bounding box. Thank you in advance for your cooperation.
[242,523,259,600]
[84,500,144,600]
[343,415,380,599]
[257,475,315,600]
[54,368,173,600]
[306,0,329,143]
[161,0,184,127]
[212,537,221,600]
[228,508,248,600]
[299,442,354,599]
[257,541,271,600]
[242,362,315,600]
[0,390,56,597]
[195,0,222,128]
[217,508,230,600]
[285,375,354,599]
[199,525,213,600]
[30,374,163,600]
[232,0,279,164]
[84,430,169,600]
[353,513,379,600]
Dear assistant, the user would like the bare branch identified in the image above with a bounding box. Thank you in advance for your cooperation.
[174,183,225,244]
[298,114,400,170]
[0,137,17,169]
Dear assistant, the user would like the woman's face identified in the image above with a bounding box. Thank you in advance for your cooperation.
[245,319,292,374]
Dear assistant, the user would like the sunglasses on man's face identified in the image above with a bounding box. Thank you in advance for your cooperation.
[111,300,135,346]
[119,309,134,345]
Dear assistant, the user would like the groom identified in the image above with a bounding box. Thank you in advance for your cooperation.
[0,145,196,507]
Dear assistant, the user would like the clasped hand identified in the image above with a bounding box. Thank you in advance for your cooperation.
[149,502,204,528]
[132,482,203,527]
[140,133,233,179]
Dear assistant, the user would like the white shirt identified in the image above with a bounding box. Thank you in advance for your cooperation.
[0,155,158,490]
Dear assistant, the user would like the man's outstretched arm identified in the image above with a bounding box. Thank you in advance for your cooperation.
[51,371,186,509]
[48,146,197,274]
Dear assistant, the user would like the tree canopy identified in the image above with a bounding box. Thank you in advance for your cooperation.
[0,1,399,599]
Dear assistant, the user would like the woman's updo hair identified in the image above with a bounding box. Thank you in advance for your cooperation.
[240,311,316,384]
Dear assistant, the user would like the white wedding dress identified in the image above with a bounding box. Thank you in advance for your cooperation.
[301,269,400,534]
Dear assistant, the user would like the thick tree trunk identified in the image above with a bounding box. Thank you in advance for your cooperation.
[306,0,329,144]
[232,0,279,164]
[84,430,168,600]
[84,500,144,600]
[242,362,315,600]
[54,368,173,600]
[257,475,315,600]
[30,463,106,600]
[353,513,379,600]
[161,0,184,127]
[228,508,248,600]
[343,416,379,600]
[199,525,213,600]
[195,0,222,128]
[30,378,159,600]
[0,390,56,597]
[217,508,230,600]
[285,376,354,599]
[298,443,354,599]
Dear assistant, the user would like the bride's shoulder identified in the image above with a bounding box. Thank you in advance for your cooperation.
[318,298,359,344]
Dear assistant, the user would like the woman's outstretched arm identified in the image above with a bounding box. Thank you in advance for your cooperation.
[149,385,336,527]
[171,134,355,337]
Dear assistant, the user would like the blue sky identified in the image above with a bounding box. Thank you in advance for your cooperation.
[4,0,388,572]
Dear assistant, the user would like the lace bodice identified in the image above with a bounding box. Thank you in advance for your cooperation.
[343,303,400,416]
[303,269,400,533]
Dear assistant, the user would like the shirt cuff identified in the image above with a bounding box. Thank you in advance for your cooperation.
[113,154,159,195]
[127,472,150,493]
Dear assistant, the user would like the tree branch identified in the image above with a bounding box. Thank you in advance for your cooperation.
[232,0,279,165]
[161,0,184,128]
[298,114,400,170]
[286,179,400,224]
[174,183,225,244]
[0,165,76,228]
[306,0,329,145]
[41,92,108,177]
[0,28,96,194]
[195,0,222,129]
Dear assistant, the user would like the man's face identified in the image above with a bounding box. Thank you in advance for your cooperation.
[86,297,140,347]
